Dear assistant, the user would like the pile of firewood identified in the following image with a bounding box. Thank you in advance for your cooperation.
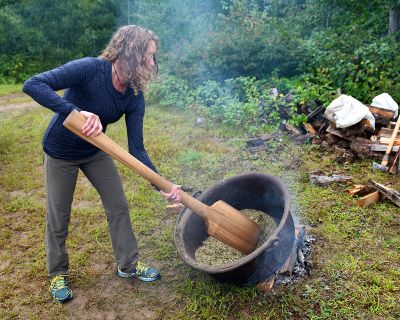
[347,180,400,208]
[282,104,400,175]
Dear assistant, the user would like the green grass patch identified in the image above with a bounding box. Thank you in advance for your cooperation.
[0,83,23,96]
[0,98,399,319]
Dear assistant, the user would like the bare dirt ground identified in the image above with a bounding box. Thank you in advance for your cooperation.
[0,93,39,114]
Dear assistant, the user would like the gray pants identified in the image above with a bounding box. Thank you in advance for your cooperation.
[44,151,139,276]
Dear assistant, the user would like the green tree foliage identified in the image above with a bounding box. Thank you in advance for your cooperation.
[0,0,118,82]
[2,0,399,131]
[133,0,400,103]
[143,0,399,131]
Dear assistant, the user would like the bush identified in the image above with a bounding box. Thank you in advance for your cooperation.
[150,75,310,134]
[148,75,192,109]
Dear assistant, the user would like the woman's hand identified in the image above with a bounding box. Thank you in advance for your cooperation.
[160,185,182,203]
[80,111,103,136]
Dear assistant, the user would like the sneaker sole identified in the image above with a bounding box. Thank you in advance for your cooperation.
[137,275,161,282]
[117,270,160,282]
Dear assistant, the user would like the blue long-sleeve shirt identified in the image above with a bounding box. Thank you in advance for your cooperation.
[23,57,157,173]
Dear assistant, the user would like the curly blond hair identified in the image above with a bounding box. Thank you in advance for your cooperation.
[100,25,159,92]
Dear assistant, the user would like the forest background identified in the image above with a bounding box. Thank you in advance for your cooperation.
[1,0,400,134]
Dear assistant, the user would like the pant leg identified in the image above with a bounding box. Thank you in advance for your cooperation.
[44,153,79,276]
[80,151,139,272]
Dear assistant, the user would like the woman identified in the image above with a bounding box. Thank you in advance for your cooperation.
[23,25,181,303]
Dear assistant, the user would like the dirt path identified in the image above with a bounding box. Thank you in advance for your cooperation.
[0,93,39,114]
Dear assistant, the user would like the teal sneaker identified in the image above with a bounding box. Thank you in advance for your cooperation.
[117,261,160,282]
[50,275,73,303]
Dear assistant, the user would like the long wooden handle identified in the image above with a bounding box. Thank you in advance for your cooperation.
[382,115,400,166]
[63,110,209,218]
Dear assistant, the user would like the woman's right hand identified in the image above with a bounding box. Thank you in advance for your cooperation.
[160,185,182,203]
[80,111,103,136]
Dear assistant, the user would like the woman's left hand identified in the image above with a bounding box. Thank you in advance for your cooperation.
[160,185,182,203]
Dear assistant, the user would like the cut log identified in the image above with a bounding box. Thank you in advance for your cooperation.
[327,120,373,139]
[350,138,383,159]
[246,134,273,148]
[326,133,342,145]
[326,125,355,141]
[279,226,305,276]
[368,180,400,207]
[346,185,375,197]
[166,203,184,215]
[293,133,316,144]
[357,191,383,207]
[346,184,365,195]
[303,123,317,134]
[256,274,275,292]
[368,105,395,121]
[333,146,356,164]
[282,123,303,136]
[309,173,352,186]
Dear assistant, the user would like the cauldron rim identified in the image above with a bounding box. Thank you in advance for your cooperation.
[174,172,293,275]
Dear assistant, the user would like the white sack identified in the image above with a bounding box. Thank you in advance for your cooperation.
[324,94,375,129]
[371,93,398,119]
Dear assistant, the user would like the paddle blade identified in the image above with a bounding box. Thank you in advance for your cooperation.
[205,200,262,255]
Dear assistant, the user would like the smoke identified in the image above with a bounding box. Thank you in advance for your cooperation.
[119,0,220,83]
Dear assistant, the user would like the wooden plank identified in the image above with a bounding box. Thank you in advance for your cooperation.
[378,137,400,146]
[370,144,399,152]
[357,191,383,207]
[378,127,400,138]
[347,185,365,196]
[368,180,400,207]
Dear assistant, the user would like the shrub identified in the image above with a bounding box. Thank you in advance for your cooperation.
[148,75,191,109]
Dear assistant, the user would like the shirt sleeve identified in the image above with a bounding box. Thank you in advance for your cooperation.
[22,57,97,116]
[125,92,158,175]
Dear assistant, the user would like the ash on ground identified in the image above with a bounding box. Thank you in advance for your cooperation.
[275,229,317,286]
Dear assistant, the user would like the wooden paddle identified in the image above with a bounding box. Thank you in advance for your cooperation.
[63,110,261,254]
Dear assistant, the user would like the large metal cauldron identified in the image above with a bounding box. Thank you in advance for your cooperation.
[174,172,295,285]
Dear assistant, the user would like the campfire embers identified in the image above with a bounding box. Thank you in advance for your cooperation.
[174,173,296,285]
[275,227,316,286]
[256,225,316,291]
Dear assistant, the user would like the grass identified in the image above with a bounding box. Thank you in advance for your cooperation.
[0,87,399,319]
[0,83,22,96]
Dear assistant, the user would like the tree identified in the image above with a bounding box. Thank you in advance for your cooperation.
[389,3,400,37]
